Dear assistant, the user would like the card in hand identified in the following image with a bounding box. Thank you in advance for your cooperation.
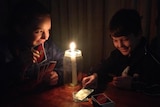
[45,61,57,73]
[33,43,47,64]
[37,61,56,84]
[37,63,47,83]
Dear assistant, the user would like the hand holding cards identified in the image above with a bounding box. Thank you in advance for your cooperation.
[32,44,58,85]
[32,43,47,64]
[37,61,57,84]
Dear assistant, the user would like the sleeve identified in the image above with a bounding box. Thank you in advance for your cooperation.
[88,50,119,90]
[131,51,160,93]
[0,44,40,93]
[45,41,64,86]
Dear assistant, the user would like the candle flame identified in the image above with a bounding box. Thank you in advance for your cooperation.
[70,42,76,51]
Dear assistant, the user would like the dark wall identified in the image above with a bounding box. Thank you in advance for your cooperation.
[0,0,50,38]
[0,0,8,38]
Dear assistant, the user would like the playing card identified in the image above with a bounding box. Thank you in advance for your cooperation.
[37,61,57,84]
[91,93,115,107]
[33,43,47,64]
[45,61,57,73]
[92,93,111,104]
[73,88,94,101]
[37,63,47,83]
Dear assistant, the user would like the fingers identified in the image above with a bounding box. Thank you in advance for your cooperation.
[44,71,58,86]
[19,47,41,64]
[82,74,97,88]
[112,77,119,86]
[112,76,124,85]
[49,72,58,85]
[50,72,58,80]
[82,77,91,88]
[112,76,132,89]
[31,48,40,63]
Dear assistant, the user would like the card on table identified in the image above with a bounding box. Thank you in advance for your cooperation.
[73,88,94,102]
[91,93,115,107]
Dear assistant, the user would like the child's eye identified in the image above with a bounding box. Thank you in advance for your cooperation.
[34,30,43,34]
[123,38,129,41]
[121,37,129,41]
[112,39,117,43]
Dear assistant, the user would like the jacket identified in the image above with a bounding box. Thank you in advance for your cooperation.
[94,37,160,92]
[0,37,64,93]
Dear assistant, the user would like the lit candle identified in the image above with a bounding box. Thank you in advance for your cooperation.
[64,42,82,86]
[70,42,77,85]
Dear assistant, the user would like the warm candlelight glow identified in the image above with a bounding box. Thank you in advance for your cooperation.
[63,41,82,86]
[70,42,76,51]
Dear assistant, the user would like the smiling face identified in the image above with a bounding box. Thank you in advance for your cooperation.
[109,9,142,56]
[11,0,52,48]
[21,15,51,47]
[111,34,138,56]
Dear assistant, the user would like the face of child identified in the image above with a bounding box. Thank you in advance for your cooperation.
[111,34,138,56]
[23,15,51,47]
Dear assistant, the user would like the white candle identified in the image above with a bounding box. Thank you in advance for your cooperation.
[71,54,77,85]
[70,42,77,85]
[64,42,82,86]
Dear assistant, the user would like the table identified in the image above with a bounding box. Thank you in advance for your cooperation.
[104,83,160,107]
[2,83,160,107]
[2,84,93,107]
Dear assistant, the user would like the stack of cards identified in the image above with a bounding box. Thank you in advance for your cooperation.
[73,88,94,102]
[91,93,115,107]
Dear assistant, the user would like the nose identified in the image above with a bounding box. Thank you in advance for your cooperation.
[42,31,49,40]
[117,40,123,48]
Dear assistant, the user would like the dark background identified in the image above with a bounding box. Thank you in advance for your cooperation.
[1,0,160,71]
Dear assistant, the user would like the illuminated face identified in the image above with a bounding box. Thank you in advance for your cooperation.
[111,34,138,56]
[23,15,51,47]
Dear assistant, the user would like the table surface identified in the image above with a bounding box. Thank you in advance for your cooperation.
[2,83,160,107]
[104,83,160,107]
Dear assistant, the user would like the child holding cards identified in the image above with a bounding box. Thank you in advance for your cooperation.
[0,0,64,94]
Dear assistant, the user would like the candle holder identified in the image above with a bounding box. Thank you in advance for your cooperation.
[63,42,83,87]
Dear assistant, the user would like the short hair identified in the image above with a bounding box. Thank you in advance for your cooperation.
[109,8,142,37]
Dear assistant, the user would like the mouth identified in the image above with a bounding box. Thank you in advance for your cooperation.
[119,48,128,52]
[38,40,46,45]
[118,48,130,55]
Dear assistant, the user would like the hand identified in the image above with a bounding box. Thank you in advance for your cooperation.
[31,48,40,63]
[112,76,132,89]
[18,47,40,64]
[82,73,97,88]
[18,48,39,67]
[43,71,58,86]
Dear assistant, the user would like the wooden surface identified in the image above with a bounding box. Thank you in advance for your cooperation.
[104,83,160,107]
[2,83,160,107]
[2,84,93,107]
